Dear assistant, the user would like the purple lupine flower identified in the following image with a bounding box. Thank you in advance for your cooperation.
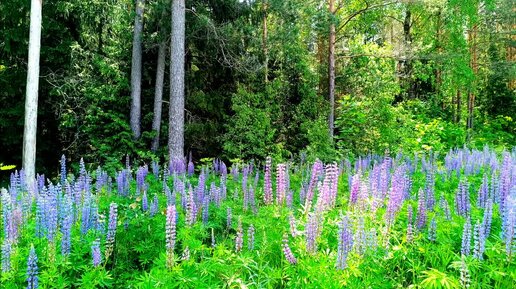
[61,214,73,256]
[459,255,471,288]
[105,203,118,259]
[181,246,190,261]
[428,217,437,242]
[150,195,159,217]
[503,190,516,256]
[336,215,353,270]
[477,174,489,209]
[288,213,298,237]
[152,161,160,178]
[416,188,427,230]
[349,173,361,206]
[26,245,38,289]
[481,199,493,237]
[226,207,232,229]
[425,168,435,211]
[166,205,177,269]
[91,239,102,267]
[304,160,323,213]
[305,213,318,254]
[188,161,195,176]
[407,204,414,243]
[142,190,149,212]
[455,180,471,217]
[186,187,197,226]
[264,157,273,205]
[202,196,209,225]
[247,225,255,250]
[461,218,472,256]
[1,239,11,273]
[164,181,174,206]
[473,220,485,260]
[282,233,297,265]
[211,228,216,248]
[499,152,512,210]
[60,155,67,185]
[354,216,366,255]
[235,218,243,252]
[276,163,287,206]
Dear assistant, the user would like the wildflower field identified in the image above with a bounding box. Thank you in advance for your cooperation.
[1,147,516,288]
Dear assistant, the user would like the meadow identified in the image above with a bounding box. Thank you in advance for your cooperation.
[1,147,516,288]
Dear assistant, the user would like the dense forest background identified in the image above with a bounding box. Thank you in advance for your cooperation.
[1,0,514,176]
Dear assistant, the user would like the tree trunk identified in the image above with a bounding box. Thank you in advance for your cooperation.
[262,0,268,84]
[467,24,478,141]
[130,0,145,139]
[23,0,43,185]
[455,90,461,124]
[328,0,336,138]
[402,8,414,99]
[151,39,167,152]
[169,0,185,161]
[435,9,442,108]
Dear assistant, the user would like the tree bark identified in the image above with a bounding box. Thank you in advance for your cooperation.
[23,0,43,185]
[328,0,336,138]
[169,0,185,161]
[455,90,461,124]
[130,0,145,139]
[402,8,414,99]
[467,24,478,141]
[151,39,167,152]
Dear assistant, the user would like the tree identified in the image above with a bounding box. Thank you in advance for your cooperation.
[130,0,146,139]
[151,9,168,152]
[328,0,336,138]
[23,0,43,184]
[169,0,185,160]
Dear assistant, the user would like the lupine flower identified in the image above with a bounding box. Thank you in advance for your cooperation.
[428,217,437,242]
[150,194,159,217]
[349,173,361,206]
[247,225,255,250]
[61,214,73,256]
[305,213,318,254]
[417,188,427,230]
[235,218,243,252]
[142,190,149,212]
[288,213,298,237]
[282,233,297,265]
[226,207,232,229]
[473,220,485,260]
[264,157,273,205]
[482,199,493,237]
[460,255,471,288]
[186,187,196,226]
[211,228,216,248]
[1,239,11,273]
[188,161,194,176]
[181,246,190,261]
[166,205,177,268]
[477,174,489,208]
[503,190,516,256]
[354,216,366,255]
[26,245,38,289]
[105,203,118,259]
[461,218,472,256]
[276,163,287,206]
[202,196,209,225]
[304,160,323,213]
[336,215,353,270]
[407,204,414,243]
[60,154,67,185]
[455,180,471,217]
[91,239,102,267]
[152,161,160,178]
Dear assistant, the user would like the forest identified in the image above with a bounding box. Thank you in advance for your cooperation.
[0,0,515,288]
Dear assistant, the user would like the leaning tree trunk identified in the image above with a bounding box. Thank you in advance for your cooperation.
[23,0,43,185]
[328,0,336,138]
[130,0,145,140]
[151,39,166,152]
[169,0,185,161]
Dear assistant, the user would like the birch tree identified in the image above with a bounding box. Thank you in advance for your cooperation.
[130,0,145,139]
[23,0,43,184]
